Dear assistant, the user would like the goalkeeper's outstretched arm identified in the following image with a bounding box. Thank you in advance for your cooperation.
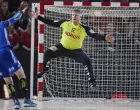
[83,25,114,42]
[31,11,67,27]
[37,16,67,27]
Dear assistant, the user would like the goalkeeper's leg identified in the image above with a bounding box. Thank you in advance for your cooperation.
[84,62,96,90]
[80,58,96,89]
[68,49,96,89]
[36,49,55,78]
[37,43,67,78]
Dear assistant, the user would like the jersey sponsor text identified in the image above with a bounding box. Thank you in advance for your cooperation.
[65,32,80,39]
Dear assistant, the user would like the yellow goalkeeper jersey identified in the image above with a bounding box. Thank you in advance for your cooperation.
[59,20,88,50]
[37,16,106,50]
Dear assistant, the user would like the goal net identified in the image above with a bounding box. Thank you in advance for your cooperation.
[36,3,140,101]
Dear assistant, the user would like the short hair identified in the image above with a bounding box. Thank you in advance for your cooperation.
[73,9,81,14]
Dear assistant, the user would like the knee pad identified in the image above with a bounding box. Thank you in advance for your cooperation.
[7,84,16,94]
[19,78,27,89]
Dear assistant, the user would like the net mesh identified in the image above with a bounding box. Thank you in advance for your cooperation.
[42,6,140,99]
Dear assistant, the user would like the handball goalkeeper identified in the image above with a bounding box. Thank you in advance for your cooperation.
[31,9,114,89]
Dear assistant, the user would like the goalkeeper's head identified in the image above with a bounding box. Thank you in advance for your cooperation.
[72,9,81,25]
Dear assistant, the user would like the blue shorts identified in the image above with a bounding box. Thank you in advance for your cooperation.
[0,48,22,79]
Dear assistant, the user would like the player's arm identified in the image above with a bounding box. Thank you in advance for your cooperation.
[8,12,23,24]
[31,11,67,27]
[0,11,23,28]
[0,7,28,28]
[38,16,66,27]
[88,30,106,41]
[84,25,114,42]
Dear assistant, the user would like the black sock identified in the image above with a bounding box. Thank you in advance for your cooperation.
[19,78,29,99]
[7,84,18,102]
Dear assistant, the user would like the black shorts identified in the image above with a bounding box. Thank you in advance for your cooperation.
[44,43,90,65]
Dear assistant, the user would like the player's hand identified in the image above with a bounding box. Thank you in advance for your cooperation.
[105,34,115,43]
[21,6,28,13]
[31,11,39,19]
[136,39,140,45]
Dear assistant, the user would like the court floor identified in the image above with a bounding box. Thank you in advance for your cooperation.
[0,99,139,110]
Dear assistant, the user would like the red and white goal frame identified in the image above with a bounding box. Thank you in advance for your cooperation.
[31,1,140,101]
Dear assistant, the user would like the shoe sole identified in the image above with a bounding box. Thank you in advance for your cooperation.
[14,105,20,109]
[24,104,30,107]
[24,104,37,107]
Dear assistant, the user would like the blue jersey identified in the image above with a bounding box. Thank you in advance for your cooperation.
[0,11,23,78]
[0,11,23,50]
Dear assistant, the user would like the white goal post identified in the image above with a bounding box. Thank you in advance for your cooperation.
[31,2,140,101]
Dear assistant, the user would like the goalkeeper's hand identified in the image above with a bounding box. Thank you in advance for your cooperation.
[105,34,115,43]
[31,11,39,19]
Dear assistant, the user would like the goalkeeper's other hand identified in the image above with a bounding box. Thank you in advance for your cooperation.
[105,34,115,43]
